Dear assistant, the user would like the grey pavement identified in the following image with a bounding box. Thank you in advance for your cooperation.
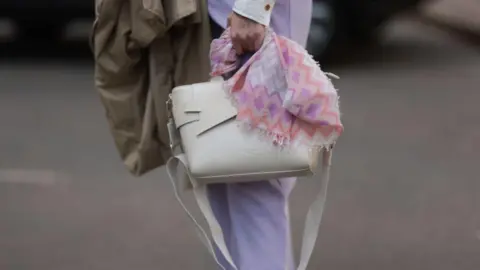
[1,18,480,270]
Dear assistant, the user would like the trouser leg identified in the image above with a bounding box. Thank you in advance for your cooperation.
[208,178,296,270]
[208,183,235,270]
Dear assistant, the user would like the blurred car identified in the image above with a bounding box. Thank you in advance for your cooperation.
[0,1,92,40]
[307,0,427,59]
[1,0,425,56]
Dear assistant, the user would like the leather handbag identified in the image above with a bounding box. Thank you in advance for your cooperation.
[166,77,334,270]
[168,76,319,189]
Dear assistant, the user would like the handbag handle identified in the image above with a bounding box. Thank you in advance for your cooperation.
[166,148,333,270]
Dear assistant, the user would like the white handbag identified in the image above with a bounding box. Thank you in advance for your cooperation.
[166,77,334,270]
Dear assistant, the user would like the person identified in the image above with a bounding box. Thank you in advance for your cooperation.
[206,1,313,269]
[92,0,313,268]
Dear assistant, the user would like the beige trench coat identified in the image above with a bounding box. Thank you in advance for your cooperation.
[92,0,211,176]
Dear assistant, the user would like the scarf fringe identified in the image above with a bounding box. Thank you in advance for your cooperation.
[235,120,338,152]
[221,72,339,154]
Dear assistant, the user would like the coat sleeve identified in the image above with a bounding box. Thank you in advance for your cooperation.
[232,0,276,26]
[92,0,169,175]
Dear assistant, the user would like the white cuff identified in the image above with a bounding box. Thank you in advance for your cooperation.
[232,0,276,26]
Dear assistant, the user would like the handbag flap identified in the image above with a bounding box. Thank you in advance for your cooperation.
[171,79,237,135]
[171,84,200,128]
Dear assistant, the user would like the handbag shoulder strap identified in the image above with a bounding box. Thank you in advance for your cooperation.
[297,148,332,270]
[166,154,237,270]
[166,148,333,270]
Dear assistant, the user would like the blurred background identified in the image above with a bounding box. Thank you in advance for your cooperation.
[0,0,479,269]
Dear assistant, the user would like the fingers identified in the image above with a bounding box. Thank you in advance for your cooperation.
[245,32,259,52]
[252,32,263,51]
[227,13,232,27]
[229,12,266,54]
[231,30,247,55]
[231,31,263,55]
[230,28,243,55]
[232,36,244,55]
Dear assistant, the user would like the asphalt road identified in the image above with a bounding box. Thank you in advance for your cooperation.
[1,18,479,270]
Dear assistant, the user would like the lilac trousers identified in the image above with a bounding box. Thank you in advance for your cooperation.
[207,17,303,270]
[208,179,297,270]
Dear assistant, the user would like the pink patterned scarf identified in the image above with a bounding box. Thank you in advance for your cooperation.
[210,28,343,148]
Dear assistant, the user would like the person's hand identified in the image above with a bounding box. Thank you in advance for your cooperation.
[227,12,266,55]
